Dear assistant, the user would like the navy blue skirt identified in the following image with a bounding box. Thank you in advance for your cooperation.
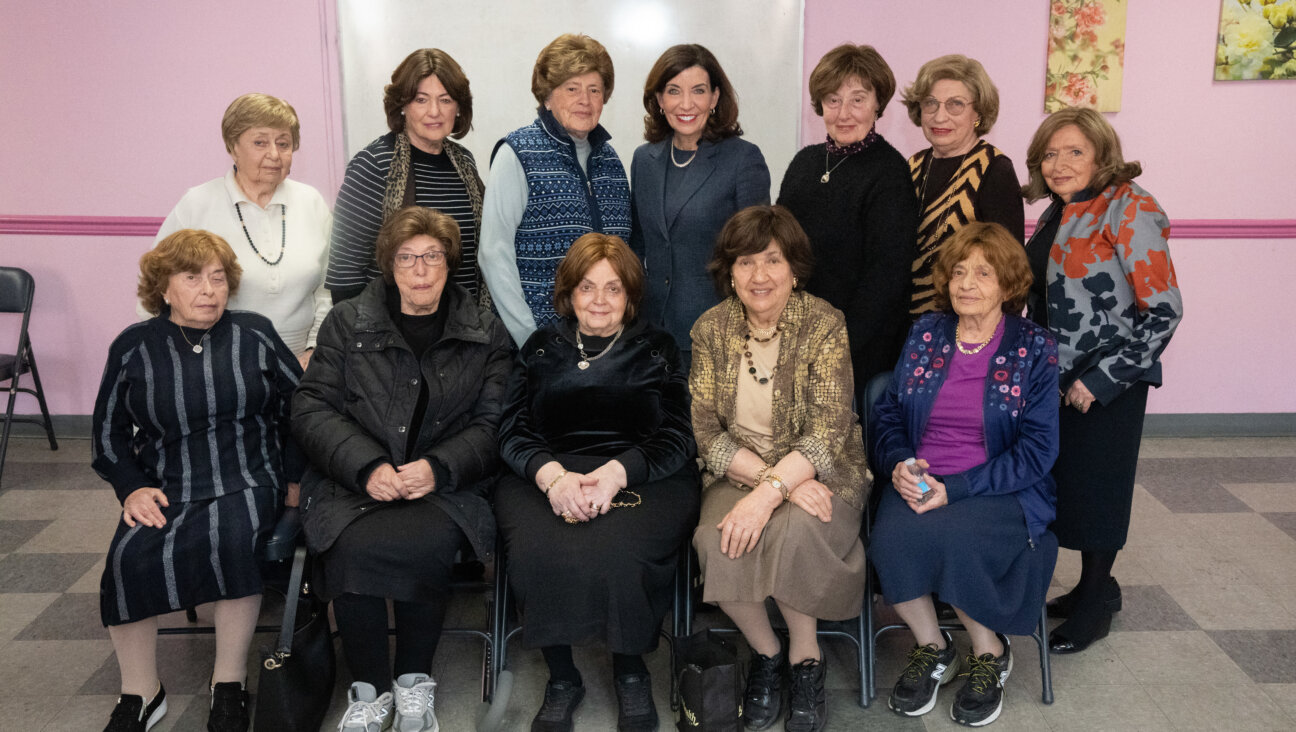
[868,487,1057,635]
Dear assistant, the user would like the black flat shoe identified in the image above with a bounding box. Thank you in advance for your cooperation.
[531,679,585,732]
[741,650,785,731]
[1049,612,1112,655]
[1046,576,1122,619]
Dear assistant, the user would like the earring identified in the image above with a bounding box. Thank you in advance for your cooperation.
[793,276,799,288]
[730,277,735,290]
[710,107,716,116]
[163,296,170,305]
[400,110,406,116]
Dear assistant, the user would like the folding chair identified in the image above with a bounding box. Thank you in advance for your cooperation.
[0,266,58,488]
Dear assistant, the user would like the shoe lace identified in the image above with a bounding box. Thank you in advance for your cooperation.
[617,676,653,717]
[394,680,435,717]
[788,661,820,711]
[958,654,1001,695]
[900,644,939,683]
[343,694,391,727]
[748,656,779,689]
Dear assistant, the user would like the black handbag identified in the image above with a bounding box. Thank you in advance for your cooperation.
[673,630,743,732]
[253,552,335,732]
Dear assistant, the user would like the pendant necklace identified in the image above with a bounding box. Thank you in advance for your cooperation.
[177,324,213,354]
[821,150,850,183]
[575,325,625,370]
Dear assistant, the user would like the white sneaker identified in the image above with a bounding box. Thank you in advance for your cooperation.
[338,681,394,732]
[392,673,440,732]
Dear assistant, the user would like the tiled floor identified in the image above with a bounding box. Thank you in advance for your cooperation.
[2,435,1295,731]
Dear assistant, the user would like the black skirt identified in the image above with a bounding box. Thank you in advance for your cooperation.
[494,455,700,654]
[314,498,466,604]
[100,486,276,626]
[869,488,1057,636]
[1051,381,1149,550]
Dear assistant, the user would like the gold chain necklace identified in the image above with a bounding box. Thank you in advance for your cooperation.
[575,325,625,370]
[176,323,213,354]
[955,321,996,355]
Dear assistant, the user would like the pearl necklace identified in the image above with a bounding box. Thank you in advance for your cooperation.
[575,325,625,370]
[671,144,698,168]
[235,201,287,266]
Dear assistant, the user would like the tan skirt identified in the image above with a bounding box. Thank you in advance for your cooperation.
[693,479,865,621]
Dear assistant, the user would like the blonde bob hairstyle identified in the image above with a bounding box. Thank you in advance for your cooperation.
[374,206,463,284]
[931,221,1032,313]
[220,93,300,153]
[901,54,1000,134]
[383,48,474,138]
[807,44,896,119]
[532,34,615,105]
[553,233,644,323]
[138,230,242,315]
[1022,107,1142,203]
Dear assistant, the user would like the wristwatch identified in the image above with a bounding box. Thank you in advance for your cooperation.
[764,473,790,501]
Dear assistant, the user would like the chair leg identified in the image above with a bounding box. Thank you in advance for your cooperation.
[1037,601,1054,704]
[856,611,868,709]
[0,387,17,488]
[862,568,876,706]
[24,350,57,451]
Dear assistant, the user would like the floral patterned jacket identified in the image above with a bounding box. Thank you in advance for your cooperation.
[1037,181,1182,405]
[689,291,870,510]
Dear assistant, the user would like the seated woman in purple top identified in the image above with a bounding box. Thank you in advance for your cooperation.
[870,222,1059,727]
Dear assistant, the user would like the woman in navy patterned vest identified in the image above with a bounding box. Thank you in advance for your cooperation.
[480,33,631,347]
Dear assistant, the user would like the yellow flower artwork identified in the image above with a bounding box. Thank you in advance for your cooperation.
[1215,0,1296,80]
[1045,0,1127,112]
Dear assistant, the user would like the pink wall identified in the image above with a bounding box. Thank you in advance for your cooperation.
[0,0,342,415]
[802,0,1296,414]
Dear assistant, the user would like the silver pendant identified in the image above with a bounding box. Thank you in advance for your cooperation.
[192,345,203,354]
[820,172,831,183]
[577,360,590,370]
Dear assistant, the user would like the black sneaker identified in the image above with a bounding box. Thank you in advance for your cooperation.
[207,682,249,732]
[785,658,827,732]
[889,631,959,717]
[741,650,784,730]
[950,635,1013,727]
[614,672,658,732]
[104,685,167,732]
[531,678,585,732]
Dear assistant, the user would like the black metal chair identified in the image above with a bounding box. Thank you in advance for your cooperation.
[858,371,1054,706]
[0,266,58,488]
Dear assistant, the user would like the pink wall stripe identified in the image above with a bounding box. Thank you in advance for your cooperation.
[0,215,163,237]
[2,215,1295,240]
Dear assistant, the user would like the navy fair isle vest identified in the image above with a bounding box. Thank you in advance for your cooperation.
[504,114,631,329]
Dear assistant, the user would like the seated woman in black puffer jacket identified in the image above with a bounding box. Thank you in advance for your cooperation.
[292,206,512,731]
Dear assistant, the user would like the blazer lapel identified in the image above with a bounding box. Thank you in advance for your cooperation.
[643,140,672,243]
[665,140,719,231]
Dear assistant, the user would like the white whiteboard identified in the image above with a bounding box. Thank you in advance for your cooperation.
[336,0,804,198]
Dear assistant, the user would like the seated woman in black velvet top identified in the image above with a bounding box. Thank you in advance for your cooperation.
[496,232,699,732]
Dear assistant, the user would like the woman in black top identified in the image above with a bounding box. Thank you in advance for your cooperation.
[777,43,918,391]
[294,207,512,730]
[496,233,698,732]
[94,229,303,732]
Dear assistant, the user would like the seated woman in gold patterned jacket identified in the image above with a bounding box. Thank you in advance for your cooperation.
[690,205,870,732]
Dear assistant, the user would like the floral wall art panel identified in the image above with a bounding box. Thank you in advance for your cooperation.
[1045,0,1127,111]
[1215,0,1296,80]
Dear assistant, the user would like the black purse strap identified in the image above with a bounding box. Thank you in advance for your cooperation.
[276,550,308,655]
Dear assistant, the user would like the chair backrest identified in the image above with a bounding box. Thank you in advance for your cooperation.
[0,267,35,315]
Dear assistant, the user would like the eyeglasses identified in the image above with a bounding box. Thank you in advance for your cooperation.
[920,97,971,116]
[394,251,447,268]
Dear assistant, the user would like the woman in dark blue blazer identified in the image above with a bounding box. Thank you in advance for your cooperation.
[629,44,769,369]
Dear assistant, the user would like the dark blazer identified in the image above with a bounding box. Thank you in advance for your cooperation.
[629,135,769,352]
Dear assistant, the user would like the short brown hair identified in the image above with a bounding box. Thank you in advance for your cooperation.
[1022,107,1142,202]
[138,229,242,315]
[553,233,644,322]
[221,93,300,153]
[901,54,1000,134]
[708,205,814,298]
[532,34,615,105]
[641,44,743,143]
[374,207,462,283]
[807,44,895,118]
[383,48,474,138]
[931,222,1032,313]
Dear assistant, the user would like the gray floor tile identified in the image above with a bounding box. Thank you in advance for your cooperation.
[80,636,226,695]
[1263,512,1296,542]
[1038,683,1174,731]
[1141,479,1254,513]
[1109,584,1199,632]
[0,639,114,696]
[1163,583,1296,631]
[1139,438,1296,459]
[1226,484,1296,513]
[0,552,101,592]
[1106,630,1251,685]
[1208,630,1296,684]
[16,516,119,553]
[0,694,61,732]
[1258,683,1296,721]
[0,461,104,490]
[0,592,58,641]
[15,592,101,640]
[0,519,51,552]
[1146,682,1292,731]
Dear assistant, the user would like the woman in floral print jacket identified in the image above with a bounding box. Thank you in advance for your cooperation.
[1022,107,1182,656]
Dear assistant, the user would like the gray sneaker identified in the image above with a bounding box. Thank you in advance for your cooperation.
[338,681,393,732]
[392,673,440,732]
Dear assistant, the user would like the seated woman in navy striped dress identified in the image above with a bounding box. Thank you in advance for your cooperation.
[92,229,303,732]
[870,222,1059,727]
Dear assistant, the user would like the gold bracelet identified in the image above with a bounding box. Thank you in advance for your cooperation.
[544,470,568,494]
[752,465,771,492]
